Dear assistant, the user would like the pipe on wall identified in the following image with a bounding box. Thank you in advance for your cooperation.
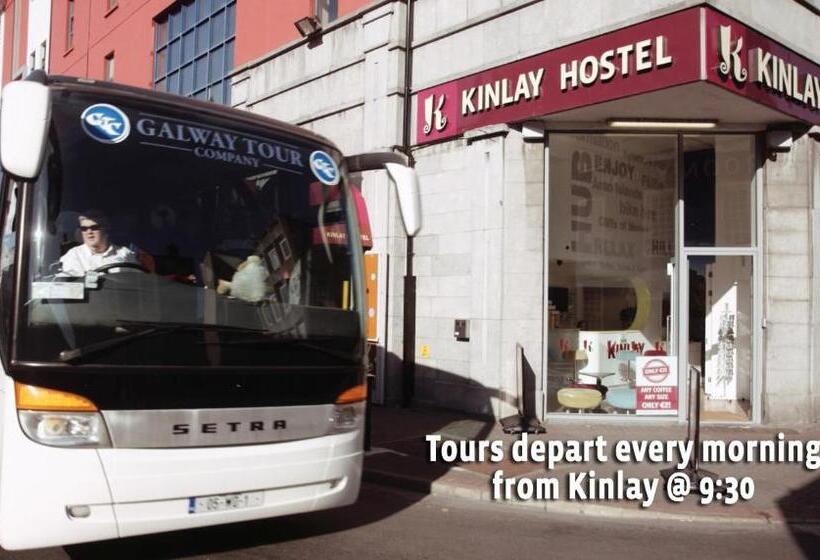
[400,0,415,407]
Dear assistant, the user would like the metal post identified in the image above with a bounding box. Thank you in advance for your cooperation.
[499,344,545,434]
[691,364,702,471]
[399,0,417,409]
[364,342,376,451]
[660,364,715,486]
[365,371,374,452]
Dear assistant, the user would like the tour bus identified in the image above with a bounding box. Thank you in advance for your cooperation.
[0,72,420,549]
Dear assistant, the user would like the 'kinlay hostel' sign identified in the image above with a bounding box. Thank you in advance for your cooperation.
[705,10,820,122]
[416,7,820,144]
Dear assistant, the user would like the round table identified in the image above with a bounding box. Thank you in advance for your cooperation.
[577,371,615,388]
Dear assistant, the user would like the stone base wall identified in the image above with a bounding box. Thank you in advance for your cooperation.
[763,133,816,424]
[411,128,544,418]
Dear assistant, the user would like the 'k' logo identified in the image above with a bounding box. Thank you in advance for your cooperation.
[718,25,747,83]
[423,94,448,135]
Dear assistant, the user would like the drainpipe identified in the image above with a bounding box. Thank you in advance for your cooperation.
[399,0,415,407]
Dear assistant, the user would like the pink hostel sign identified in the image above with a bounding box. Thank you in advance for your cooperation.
[416,6,820,144]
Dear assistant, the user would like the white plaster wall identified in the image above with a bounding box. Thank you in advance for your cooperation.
[26,0,51,72]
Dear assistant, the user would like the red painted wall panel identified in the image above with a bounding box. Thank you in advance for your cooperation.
[234,0,373,68]
[2,1,15,83]
[338,0,371,18]
[14,0,28,73]
[235,0,310,67]
[49,0,175,87]
[39,1,377,89]
[1,0,30,83]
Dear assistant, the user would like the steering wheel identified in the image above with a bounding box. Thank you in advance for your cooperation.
[93,262,150,274]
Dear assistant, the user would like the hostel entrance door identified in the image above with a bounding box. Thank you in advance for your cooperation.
[679,136,761,423]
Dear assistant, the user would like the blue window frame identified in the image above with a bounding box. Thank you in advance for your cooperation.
[315,0,338,24]
[153,0,236,105]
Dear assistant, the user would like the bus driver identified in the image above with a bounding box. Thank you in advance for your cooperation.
[59,210,138,276]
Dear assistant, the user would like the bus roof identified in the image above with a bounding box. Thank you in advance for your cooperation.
[43,74,342,154]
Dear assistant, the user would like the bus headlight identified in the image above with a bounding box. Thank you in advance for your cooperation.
[332,383,366,432]
[331,402,364,432]
[18,411,112,447]
[14,382,111,447]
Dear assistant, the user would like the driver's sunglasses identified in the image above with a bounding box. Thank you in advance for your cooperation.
[79,224,102,232]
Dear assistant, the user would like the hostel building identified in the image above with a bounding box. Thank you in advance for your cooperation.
[231,0,820,425]
[3,1,818,425]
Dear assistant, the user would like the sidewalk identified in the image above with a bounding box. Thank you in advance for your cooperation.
[363,405,820,525]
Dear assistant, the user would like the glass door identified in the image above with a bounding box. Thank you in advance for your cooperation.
[679,135,759,422]
[684,253,756,421]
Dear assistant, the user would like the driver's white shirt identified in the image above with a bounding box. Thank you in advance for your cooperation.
[59,243,137,276]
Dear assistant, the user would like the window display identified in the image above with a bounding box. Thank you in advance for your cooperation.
[547,133,757,419]
[547,134,676,414]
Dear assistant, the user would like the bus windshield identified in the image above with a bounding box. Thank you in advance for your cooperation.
[16,90,361,367]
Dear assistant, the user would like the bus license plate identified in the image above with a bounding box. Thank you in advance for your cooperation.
[187,491,264,514]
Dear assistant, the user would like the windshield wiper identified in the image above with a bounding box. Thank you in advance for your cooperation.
[58,321,276,364]
[59,326,181,364]
[117,320,273,334]
[204,337,353,361]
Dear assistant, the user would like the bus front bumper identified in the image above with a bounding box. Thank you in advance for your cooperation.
[0,425,362,550]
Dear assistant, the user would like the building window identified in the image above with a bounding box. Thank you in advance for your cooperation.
[38,41,47,70]
[27,41,47,73]
[11,0,21,73]
[104,52,115,81]
[315,0,338,24]
[153,0,236,105]
[66,0,75,51]
[546,133,756,420]
[547,134,677,417]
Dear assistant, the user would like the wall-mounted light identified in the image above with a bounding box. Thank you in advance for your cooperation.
[520,120,545,142]
[765,127,794,160]
[607,119,718,129]
[294,16,322,38]
[766,129,793,152]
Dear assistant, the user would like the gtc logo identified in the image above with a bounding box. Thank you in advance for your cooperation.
[87,114,122,136]
[309,150,340,186]
[80,103,131,144]
[718,25,747,83]
[423,94,447,135]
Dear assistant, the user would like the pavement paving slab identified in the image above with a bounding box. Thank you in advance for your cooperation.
[364,405,820,525]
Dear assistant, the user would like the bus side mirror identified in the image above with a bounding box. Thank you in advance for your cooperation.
[1,80,51,179]
[344,152,421,237]
[383,162,421,236]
